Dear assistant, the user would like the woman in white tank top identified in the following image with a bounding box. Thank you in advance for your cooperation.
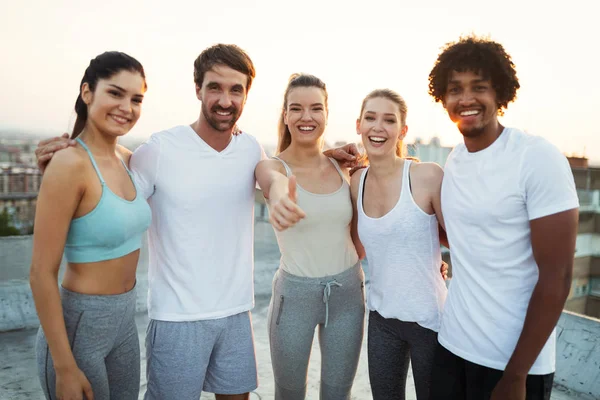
[350,89,448,400]
[255,74,365,400]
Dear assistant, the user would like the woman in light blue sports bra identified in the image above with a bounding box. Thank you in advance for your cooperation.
[30,52,151,400]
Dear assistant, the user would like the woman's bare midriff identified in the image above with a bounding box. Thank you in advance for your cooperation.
[61,250,140,295]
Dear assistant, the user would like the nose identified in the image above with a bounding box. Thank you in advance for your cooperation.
[118,98,133,113]
[373,118,384,132]
[301,109,312,121]
[458,90,476,106]
[218,93,232,109]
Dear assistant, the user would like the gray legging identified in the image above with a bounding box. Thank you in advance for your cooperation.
[367,310,438,400]
[36,285,140,400]
[268,263,365,400]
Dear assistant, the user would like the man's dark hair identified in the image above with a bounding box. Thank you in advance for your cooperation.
[193,44,256,92]
[428,35,520,115]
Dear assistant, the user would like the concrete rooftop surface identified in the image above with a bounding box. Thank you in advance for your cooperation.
[0,299,593,400]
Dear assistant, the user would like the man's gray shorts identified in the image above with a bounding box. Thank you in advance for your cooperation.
[143,311,258,399]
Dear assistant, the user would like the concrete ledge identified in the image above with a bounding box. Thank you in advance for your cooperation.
[0,276,149,332]
[555,311,600,398]
[0,280,39,331]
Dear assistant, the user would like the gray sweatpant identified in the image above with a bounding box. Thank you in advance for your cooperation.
[36,285,139,400]
[268,263,365,400]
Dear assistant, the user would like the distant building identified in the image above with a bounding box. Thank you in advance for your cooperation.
[0,145,21,164]
[0,166,41,233]
[407,137,453,166]
[568,163,600,318]
[568,156,589,169]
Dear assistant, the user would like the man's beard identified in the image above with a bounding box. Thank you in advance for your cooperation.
[458,124,486,138]
[202,103,240,132]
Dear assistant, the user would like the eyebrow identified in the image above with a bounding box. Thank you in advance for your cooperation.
[448,78,489,85]
[289,103,324,107]
[364,111,397,117]
[206,81,245,90]
[108,84,144,97]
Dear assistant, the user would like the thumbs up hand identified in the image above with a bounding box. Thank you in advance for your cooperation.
[269,175,306,231]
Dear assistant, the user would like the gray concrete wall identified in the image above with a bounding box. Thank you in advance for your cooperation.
[0,215,277,332]
[555,311,600,398]
[0,234,149,332]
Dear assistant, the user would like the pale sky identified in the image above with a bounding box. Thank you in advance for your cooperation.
[2,0,598,162]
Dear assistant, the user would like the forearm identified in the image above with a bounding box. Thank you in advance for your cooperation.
[438,225,449,248]
[352,234,366,260]
[30,269,77,370]
[504,269,571,376]
[268,174,290,203]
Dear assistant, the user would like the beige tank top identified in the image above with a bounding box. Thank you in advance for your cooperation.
[267,157,359,278]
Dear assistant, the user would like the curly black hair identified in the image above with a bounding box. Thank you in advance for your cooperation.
[428,35,520,115]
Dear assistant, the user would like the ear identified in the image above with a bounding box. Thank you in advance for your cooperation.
[81,82,92,105]
[356,119,361,135]
[195,84,202,101]
[399,125,408,141]
[283,110,289,126]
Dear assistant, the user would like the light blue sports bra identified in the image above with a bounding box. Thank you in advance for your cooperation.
[64,138,152,263]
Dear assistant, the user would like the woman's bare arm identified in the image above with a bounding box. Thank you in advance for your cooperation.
[30,148,85,371]
[349,171,366,260]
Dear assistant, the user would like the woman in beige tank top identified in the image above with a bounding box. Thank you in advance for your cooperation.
[255,74,365,400]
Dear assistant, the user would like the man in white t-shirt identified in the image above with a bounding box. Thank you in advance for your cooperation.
[427,36,579,400]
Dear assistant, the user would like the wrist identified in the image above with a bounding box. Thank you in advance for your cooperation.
[503,364,528,380]
[53,358,78,373]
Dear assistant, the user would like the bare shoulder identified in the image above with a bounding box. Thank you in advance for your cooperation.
[350,168,365,198]
[330,157,351,182]
[42,146,87,185]
[411,161,443,184]
[117,144,133,164]
[256,158,286,175]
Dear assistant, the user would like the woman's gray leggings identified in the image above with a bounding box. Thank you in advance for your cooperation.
[367,311,438,400]
[268,263,366,400]
[36,285,140,400]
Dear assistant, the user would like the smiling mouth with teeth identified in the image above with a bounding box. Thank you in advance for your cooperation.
[460,110,480,116]
[298,126,315,131]
[110,115,130,123]
[369,137,387,143]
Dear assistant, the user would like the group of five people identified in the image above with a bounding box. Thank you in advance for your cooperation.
[30,35,579,400]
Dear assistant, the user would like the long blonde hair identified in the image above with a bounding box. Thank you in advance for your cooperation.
[358,89,418,163]
[277,73,328,154]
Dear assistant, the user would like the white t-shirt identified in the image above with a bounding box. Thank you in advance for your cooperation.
[440,127,579,374]
[130,125,266,321]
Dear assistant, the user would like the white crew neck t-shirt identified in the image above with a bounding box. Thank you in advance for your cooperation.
[130,125,265,321]
[440,127,579,374]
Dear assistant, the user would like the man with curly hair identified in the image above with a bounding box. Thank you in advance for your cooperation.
[428,36,579,400]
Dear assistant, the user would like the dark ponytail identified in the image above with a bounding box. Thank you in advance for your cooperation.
[71,51,147,139]
[71,94,88,139]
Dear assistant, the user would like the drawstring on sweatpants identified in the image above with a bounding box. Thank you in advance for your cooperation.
[321,280,342,328]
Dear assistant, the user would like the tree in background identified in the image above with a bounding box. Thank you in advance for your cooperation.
[0,208,20,236]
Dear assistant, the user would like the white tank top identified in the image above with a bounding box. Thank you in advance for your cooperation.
[357,160,447,331]
[268,157,359,278]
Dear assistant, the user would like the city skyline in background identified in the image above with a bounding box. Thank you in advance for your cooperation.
[1,0,599,163]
